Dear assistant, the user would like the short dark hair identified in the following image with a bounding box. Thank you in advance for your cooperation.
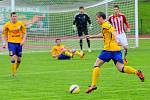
[10,12,17,16]
[55,38,61,42]
[114,5,119,9]
[79,6,84,9]
[96,12,106,19]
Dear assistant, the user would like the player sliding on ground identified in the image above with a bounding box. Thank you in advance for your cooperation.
[51,39,84,60]
[2,12,27,77]
[108,5,130,64]
[85,12,144,93]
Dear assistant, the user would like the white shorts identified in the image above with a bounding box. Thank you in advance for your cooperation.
[117,33,128,47]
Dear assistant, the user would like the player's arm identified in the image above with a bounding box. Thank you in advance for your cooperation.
[108,16,112,24]
[51,47,59,58]
[25,15,45,27]
[20,22,27,46]
[89,33,103,38]
[109,26,121,46]
[73,15,77,25]
[123,15,131,32]
[73,15,77,31]
[86,14,92,25]
[2,24,8,48]
[86,14,93,30]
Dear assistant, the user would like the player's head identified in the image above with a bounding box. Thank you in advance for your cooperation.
[96,12,106,24]
[55,38,61,45]
[113,5,120,15]
[10,12,18,23]
[79,6,85,14]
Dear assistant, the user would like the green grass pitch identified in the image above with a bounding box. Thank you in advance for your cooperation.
[0,39,150,100]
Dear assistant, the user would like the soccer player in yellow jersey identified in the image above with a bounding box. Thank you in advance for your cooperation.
[2,12,27,77]
[85,12,144,93]
[51,39,84,60]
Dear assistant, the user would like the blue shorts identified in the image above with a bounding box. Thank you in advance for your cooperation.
[98,50,123,65]
[58,54,71,60]
[8,42,22,57]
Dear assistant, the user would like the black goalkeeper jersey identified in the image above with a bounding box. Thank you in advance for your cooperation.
[73,13,91,29]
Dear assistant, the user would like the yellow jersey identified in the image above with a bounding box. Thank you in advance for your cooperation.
[51,45,65,56]
[101,21,121,51]
[2,21,26,43]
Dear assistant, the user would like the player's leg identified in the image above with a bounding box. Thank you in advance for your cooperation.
[118,33,129,64]
[8,42,17,77]
[57,53,71,60]
[86,50,112,93]
[84,29,91,52]
[113,51,144,82]
[61,49,73,58]
[16,43,23,70]
[86,58,104,93]
[123,45,128,64]
[77,29,83,51]
[72,49,85,58]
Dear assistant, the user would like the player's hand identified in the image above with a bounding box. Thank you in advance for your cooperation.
[89,24,93,30]
[20,40,25,46]
[127,28,131,33]
[72,25,77,32]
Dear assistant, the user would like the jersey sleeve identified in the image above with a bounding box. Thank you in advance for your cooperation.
[86,14,91,24]
[20,22,27,34]
[102,22,115,33]
[2,23,9,37]
[122,15,130,29]
[51,46,56,56]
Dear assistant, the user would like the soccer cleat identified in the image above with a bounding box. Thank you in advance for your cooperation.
[124,58,128,65]
[88,48,92,52]
[136,70,144,82]
[80,51,85,59]
[12,73,16,78]
[85,86,97,93]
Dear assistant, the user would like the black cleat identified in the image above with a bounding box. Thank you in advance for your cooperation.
[85,86,97,93]
[136,70,144,82]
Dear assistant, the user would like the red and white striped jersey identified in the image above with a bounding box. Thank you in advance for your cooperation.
[108,13,130,34]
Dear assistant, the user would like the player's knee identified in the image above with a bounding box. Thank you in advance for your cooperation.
[119,67,125,73]
[86,35,90,39]
[17,60,21,63]
[17,58,21,63]
[93,66,99,68]
[124,46,128,51]
[11,59,15,63]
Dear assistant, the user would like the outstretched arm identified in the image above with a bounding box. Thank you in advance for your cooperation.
[25,15,45,26]
[89,33,103,39]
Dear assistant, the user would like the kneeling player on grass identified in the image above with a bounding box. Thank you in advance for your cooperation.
[51,39,84,60]
[85,12,144,93]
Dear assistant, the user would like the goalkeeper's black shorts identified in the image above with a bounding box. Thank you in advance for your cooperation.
[77,28,88,37]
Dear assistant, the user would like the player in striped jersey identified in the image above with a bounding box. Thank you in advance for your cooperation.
[108,5,130,64]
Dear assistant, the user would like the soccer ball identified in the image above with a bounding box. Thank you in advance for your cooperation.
[69,84,80,94]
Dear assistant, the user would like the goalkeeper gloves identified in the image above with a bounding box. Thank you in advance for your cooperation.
[72,25,77,32]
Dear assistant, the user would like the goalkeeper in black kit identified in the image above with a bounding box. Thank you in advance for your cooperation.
[73,6,92,52]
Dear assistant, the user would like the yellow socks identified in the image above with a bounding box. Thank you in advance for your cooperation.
[12,63,17,74]
[74,50,81,56]
[64,51,73,57]
[91,67,100,86]
[123,66,137,74]
[16,61,21,70]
